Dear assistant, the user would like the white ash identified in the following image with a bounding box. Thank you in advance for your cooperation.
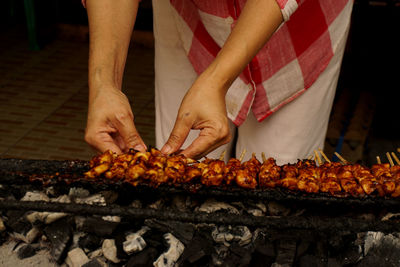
[255,202,267,213]
[11,227,41,244]
[101,216,121,223]
[123,233,146,254]
[75,194,106,206]
[65,247,89,267]
[211,226,252,246]
[70,232,86,250]
[0,218,5,232]
[148,199,165,210]
[68,187,90,199]
[44,187,56,197]
[123,226,150,254]
[197,199,240,215]
[74,216,85,230]
[381,213,400,221]
[25,195,70,224]
[247,209,263,217]
[88,248,102,259]
[267,202,290,216]
[102,239,120,263]
[153,233,184,267]
[21,191,50,202]
[130,199,142,209]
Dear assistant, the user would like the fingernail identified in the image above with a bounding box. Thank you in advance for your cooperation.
[161,144,172,155]
[133,144,146,152]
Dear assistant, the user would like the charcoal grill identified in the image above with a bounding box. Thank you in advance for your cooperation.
[1,158,400,233]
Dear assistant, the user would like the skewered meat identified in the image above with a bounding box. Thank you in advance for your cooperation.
[84,149,400,198]
[259,157,281,188]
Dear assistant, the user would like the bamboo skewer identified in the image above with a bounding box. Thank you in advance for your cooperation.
[318,148,331,163]
[307,155,313,160]
[334,152,348,164]
[314,150,322,165]
[391,152,400,165]
[219,150,226,161]
[376,156,381,164]
[239,149,247,162]
[387,152,394,167]
[261,152,267,163]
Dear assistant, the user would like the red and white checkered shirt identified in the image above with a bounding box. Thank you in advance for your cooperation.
[83,0,353,126]
[169,0,353,126]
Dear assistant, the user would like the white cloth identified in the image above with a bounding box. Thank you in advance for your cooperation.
[153,0,350,164]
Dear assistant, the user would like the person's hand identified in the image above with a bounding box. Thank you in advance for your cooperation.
[85,87,146,154]
[161,75,231,159]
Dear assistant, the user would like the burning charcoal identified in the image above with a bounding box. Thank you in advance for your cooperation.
[43,217,73,264]
[79,234,102,251]
[298,255,321,267]
[198,199,240,214]
[102,239,120,264]
[171,195,187,211]
[76,217,119,236]
[267,202,290,216]
[145,220,194,246]
[82,258,107,267]
[126,247,158,267]
[228,243,253,266]
[153,233,185,267]
[69,187,90,199]
[65,247,90,267]
[211,244,229,266]
[16,243,39,259]
[212,226,252,246]
[130,199,142,209]
[21,191,50,202]
[75,194,106,206]
[273,239,297,266]
[178,233,214,265]
[100,190,119,204]
[6,210,31,236]
[252,230,276,258]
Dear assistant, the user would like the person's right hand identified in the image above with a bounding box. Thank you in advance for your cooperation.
[85,87,146,154]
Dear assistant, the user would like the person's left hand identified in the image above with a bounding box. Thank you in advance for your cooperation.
[161,74,231,159]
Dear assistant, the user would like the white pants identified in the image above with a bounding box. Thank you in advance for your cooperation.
[153,0,350,165]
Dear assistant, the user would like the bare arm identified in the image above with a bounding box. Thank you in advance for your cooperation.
[85,0,147,153]
[162,0,283,158]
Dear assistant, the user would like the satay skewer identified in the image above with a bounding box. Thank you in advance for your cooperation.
[261,152,267,162]
[318,148,331,163]
[376,156,381,164]
[334,152,348,164]
[391,152,400,165]
[307,155,313,160]
[219,150,226,161]
[239,149,247,162]
[314,150,322,165]
[386,152,394,167]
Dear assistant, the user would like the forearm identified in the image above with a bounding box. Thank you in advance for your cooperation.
[204,0,283,93]
[86,0,139,98]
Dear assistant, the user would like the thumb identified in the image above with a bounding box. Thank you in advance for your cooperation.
[113,112,146,152]
[161,116,191,155]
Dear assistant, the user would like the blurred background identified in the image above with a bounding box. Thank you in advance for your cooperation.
[0,0,398,165]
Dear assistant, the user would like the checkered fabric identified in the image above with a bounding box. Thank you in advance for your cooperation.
[169,0,353,126]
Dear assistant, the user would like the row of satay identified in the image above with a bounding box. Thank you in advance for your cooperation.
[84,148,400,197]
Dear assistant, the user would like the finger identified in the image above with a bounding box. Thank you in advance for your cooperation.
[161,116,191,155]
[85,131,123,154]
[113,112,147,152]
[181,128,231,159]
